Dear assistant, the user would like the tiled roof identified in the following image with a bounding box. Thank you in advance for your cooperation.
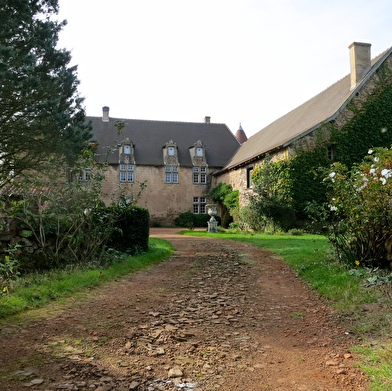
[1,182,58,197]
[88,117,240,168]
[222,47,392,171]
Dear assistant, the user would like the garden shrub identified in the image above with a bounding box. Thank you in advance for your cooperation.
[239,206,266,232]
[209,183,239,226]
[174,212,221,227]
[105,205,150,254]
[321,147,392,269]
[0,140,148,273]
[249,156,297,231]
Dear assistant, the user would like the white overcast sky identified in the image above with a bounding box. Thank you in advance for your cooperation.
[57,0,392,138]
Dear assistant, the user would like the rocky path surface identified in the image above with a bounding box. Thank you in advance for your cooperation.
[0,229,368,390]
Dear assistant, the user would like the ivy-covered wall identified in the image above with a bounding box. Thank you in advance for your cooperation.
[285,63,392,220]
[334,79,392,168]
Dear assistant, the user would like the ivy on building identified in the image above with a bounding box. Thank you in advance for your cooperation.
[253,61,392,224]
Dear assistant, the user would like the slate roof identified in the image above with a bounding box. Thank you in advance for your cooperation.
[222,46,392,171]
[88,117,240,168]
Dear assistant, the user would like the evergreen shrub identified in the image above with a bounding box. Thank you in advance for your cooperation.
[175,212,221,228]
[104,205,150,254]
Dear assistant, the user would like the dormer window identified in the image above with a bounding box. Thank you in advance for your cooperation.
[124,145,131,155]
[189,141,207,167]
[163,140,179,166]
[119,138,135,165]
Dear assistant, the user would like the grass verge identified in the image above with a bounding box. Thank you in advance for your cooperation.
[181,230,392,390]
[0,237,173,319]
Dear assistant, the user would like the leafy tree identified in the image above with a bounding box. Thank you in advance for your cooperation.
[0,0,91,186]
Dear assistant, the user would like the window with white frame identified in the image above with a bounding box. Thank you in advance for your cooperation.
[168,146,175,156]
[124,145,131,154]
[165,166,179,183]
[78,167,91,181]
[193,166,207,184]
[120,164,134,182]
[193,197,206,214]
[196,147,203,157]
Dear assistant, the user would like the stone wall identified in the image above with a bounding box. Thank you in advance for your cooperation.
[102,165,216,225]
[0,217,41,266]
[215,148,288,209]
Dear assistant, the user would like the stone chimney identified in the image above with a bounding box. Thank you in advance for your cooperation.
[102,106,110,122]
[349,42,371,90]
[204,116,211,124]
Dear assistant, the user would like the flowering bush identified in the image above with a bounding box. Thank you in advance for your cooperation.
[323,147,392,268]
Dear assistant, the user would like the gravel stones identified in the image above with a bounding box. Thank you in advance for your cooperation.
[0,232,368,391]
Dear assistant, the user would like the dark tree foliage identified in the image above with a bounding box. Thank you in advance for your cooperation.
[0,0,91,185]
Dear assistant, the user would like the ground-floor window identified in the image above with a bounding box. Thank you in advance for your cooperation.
[247,167,254,188]
[327,145,335,161]
[193,196,206,214]
[78,167,91,181]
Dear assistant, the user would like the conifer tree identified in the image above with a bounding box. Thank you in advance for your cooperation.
[0,0,91,185]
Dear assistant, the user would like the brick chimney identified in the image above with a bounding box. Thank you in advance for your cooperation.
[349,42,371,90]
[204,116,211,124]
[102,106,110,122]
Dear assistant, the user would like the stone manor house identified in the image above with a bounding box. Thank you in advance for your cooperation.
[89,42,392,224]
[88,112,242,224]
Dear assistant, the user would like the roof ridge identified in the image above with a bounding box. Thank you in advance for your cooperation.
[265,47,392,130]
[86,116,228,126]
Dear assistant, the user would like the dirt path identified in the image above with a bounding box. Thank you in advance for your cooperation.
[0,228,368,391]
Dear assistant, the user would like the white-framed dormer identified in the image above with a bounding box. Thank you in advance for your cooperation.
[189,140,206,165]
[119,137,135,164]
[119,137,135,183]
[189,140,208,184]
[163,140,179,184]
[163,140,179,165]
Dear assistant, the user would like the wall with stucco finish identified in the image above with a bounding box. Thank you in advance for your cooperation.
[101,165,216,224]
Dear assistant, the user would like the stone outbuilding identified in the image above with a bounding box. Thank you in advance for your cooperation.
[216,42,392,207]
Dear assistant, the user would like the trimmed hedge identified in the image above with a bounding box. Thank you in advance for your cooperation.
[175,211,221,228]
[102,205,150,254]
